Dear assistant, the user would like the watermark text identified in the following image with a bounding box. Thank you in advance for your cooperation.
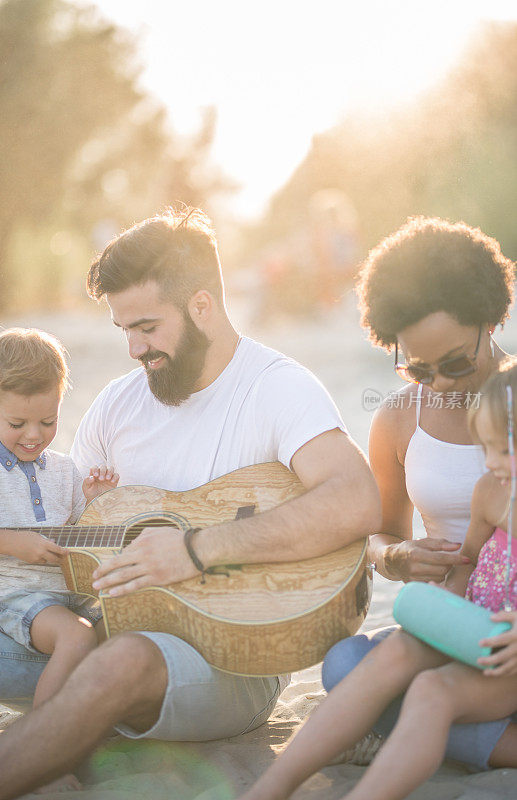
[361,389,482,412]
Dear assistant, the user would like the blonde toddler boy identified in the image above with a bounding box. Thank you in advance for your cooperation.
[0,328,117,790]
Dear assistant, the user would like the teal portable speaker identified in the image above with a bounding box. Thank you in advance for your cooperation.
[393,582,511,670]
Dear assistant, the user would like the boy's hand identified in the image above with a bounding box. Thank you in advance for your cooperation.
[83,465,119,502]
[3,530,68,565]
[478,610,517,676]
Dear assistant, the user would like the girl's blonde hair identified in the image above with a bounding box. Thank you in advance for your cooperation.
[469,357,517,442]
[0,328,69,397]
[469,358,517,527]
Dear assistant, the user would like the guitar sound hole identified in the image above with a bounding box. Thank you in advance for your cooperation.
[124,518,180,545]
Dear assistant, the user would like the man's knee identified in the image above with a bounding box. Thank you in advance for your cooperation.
[70,632,167,702]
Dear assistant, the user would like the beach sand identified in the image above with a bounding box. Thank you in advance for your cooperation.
[2,290,517,798]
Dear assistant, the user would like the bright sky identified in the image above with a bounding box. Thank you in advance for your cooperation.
[91,0,517,219]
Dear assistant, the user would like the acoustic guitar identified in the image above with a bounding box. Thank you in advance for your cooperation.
[10,463,372,676]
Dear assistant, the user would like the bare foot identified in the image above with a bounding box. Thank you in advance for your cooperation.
[35,773,82,793]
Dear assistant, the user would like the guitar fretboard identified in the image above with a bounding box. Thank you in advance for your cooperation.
[6,526,127,549]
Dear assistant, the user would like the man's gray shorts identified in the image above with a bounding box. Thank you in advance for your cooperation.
[117,632,281,740]
[0,629,281,741]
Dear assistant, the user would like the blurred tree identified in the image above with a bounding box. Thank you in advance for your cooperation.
[66,104,235,253]
[0,0,234,308]
[241,21,517,295]
[0,0,141,304]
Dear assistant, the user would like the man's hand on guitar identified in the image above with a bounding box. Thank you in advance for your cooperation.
[91,527,200,596]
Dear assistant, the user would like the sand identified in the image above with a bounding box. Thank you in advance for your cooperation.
[1,290,517,798]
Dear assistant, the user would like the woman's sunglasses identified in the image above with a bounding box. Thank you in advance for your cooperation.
[394,326,482,384]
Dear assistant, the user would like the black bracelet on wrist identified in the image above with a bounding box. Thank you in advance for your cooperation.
[183,527,205,574]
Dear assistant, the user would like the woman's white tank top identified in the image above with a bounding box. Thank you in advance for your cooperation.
[405,384,486,544]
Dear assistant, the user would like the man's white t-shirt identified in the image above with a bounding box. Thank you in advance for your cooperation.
[71,336,346,690]
[71,336,346,490]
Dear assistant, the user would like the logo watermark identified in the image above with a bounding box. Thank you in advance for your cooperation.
[362,389,384,411]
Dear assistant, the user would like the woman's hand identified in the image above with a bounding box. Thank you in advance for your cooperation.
[0,530,68,565]
[385,537,471,582]
[478,610,517,676]
[443,562,474,596]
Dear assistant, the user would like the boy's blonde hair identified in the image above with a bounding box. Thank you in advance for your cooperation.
[0,328,69,396]
[469,357,517,443]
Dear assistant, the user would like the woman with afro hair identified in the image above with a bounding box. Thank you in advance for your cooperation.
[322,216,517,770]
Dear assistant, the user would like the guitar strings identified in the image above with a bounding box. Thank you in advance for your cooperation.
[9,521,183,548]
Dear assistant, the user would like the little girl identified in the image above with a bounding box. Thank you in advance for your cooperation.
[240,359,517,800]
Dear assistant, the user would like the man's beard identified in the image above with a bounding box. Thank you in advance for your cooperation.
[141,314,210,406]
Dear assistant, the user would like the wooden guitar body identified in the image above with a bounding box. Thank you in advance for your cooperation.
[62,463,372,676]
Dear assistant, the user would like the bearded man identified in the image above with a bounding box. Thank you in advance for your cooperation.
[0,207,380,797]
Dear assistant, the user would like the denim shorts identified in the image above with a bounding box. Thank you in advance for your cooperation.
[0,629,282,740]
[322,626,517,770]
[0,590,103,654]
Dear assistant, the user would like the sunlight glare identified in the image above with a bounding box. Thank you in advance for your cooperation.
[90,0,517,217]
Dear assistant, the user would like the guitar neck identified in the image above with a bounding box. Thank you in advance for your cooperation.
[3,526,126,549]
